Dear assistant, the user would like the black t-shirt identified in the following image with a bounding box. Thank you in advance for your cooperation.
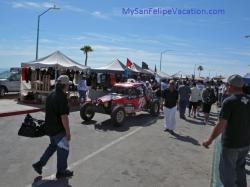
[220,94,250,148]
[45,90,69,136]
[162,89,179,108]
[152,84,161,97]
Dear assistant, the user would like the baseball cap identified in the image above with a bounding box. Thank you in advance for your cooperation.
[57,75,70,85]
[227,74,244,88]
[169,80,175,85]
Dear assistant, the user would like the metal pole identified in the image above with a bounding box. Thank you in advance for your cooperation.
[160,52,163,71]
[35,16,40,60]
[193,64,196,78]
[35,6,59,60]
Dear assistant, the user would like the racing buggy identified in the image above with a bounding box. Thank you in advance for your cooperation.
[80,82,160,126]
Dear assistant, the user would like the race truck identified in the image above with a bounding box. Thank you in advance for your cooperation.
[80,82,160,126]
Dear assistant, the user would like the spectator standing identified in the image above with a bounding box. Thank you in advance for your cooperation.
[202,74,250,187]
[188,82,200,118]
[178,81,191,119]
[152,80,161,100]
[160,79,168,112]
[32,75,73,179]
[218,83,226,107]
[162,80,179,135]
[201,82,216,125]
[145,81,153,100]
[77,75,88,103]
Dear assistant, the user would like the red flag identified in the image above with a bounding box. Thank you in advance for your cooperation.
[127,58,133,68]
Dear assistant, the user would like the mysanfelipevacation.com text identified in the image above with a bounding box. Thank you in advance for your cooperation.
[122,7,225,16]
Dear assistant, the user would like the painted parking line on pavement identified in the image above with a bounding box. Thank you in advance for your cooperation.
[25,126,143,187]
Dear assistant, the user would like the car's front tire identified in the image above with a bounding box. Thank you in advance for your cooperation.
[80,103,95,121]
[0,86,6,97]
[111,106,126,126]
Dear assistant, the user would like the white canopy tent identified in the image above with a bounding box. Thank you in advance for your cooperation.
[20,51,89,99]
[131,63,153,75]
[21,51,89,71]
[92,59,126,73]
[171,71,192,79]
[156,71,170,79]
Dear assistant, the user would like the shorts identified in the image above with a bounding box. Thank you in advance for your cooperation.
[189,102,198,110]
[202,103,212,113]
[197,100,202,107]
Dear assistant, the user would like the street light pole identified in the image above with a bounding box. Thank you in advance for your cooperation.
[193,64,197,78]
[35,5,59,60]
[160,50,172,71]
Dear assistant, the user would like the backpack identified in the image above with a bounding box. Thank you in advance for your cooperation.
[204,88,216,105]
[18,114,46,138]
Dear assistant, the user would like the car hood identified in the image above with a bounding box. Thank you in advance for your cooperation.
[97,94,127,103]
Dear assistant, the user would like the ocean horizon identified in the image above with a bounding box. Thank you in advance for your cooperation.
[0,68,8,73]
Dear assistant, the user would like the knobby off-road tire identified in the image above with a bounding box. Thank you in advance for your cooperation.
[80,103,95,121]
[111,106,126,126]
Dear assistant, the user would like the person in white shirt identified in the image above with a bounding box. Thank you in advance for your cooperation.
[77,75,88,102]
[218,83,226,107]
[145,81,153,100]
[188,83,200,118]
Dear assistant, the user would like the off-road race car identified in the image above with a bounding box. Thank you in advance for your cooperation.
[80,82,160,126]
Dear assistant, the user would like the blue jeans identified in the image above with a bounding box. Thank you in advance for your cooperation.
[179,100,189,117]
[219,146,250,187]
[39,132,69,173]
[79,90,86,100]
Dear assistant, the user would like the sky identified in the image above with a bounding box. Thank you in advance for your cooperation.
[0,0,250,78]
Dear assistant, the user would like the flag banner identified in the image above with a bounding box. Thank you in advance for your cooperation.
[127,58,133,68]
[142,61,149,69]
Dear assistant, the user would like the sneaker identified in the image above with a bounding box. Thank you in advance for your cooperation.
[164,128,169,132]
[180,115,186,120]
[169,130,175,135]
[32,162,42,175]
[56,169,74,179]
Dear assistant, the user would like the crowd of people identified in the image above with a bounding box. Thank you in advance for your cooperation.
[31,73,250,187]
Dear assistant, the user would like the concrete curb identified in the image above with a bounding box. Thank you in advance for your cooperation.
[0,108,44,118]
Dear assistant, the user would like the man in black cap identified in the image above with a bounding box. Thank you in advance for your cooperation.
[32,75,73,179]
[202,74,250,187]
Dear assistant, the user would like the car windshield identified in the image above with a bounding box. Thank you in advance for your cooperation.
[111,86,129,95]
[0,71,11,79]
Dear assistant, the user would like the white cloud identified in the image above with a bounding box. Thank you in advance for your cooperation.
[11,1,85,12]
[62,5,85,12]
[12,1,52,9]
[91,11,109,19]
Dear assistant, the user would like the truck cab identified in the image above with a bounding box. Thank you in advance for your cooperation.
[0,71,20,97]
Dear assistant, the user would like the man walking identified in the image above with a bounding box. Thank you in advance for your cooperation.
[188,82,200,118]
[201,82,216,125]
[162,80,179,135]
[178,81,191,119]
[202,74,250,187]
[32,75,74,179]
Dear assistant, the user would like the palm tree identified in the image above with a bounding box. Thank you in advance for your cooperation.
[197,65,204,77]
[80,45,93,66]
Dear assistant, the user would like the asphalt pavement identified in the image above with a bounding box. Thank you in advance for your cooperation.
[0,108,248,187]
